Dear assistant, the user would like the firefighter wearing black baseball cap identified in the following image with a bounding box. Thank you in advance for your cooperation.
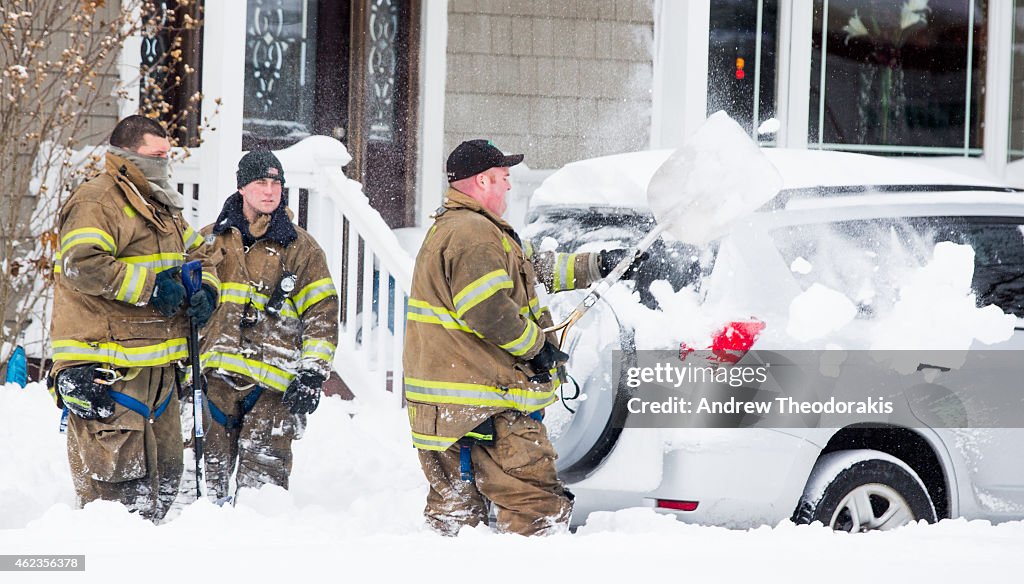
[402,140,649,536]
[445,139,525,183]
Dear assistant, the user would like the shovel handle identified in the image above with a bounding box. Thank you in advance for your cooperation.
[542,222,671,349]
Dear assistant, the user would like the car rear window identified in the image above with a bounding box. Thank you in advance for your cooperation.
[770,217,1024,318]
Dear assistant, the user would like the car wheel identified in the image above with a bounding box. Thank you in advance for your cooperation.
[793,449,936,532]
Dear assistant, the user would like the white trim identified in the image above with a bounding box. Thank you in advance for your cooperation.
[985,0,1014,178]
[777,0,813,149]
[198,0,246,221]
[117,0,144,119]
[651,0,709,149]
[752,0,765,138]
[416,0,449,227]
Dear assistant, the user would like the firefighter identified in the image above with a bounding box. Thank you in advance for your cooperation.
[51,115,219,521]
[404,139,645,536]
[197,150,339,501]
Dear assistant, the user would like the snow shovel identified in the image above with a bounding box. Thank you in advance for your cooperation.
[181,259,206,499]
[543,111,784,347]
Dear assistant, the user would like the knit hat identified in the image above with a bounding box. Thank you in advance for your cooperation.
[236,150,285,189]
[446,139,524,182]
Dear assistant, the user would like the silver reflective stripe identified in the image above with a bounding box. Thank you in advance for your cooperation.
[183,228,202,250]
[453,271,513,317]
[201,352,293,391]
[405,379,554,409]
[411,433,458,450]
[408,303,467,328]
[294,279,338,315]
[554,254,571,291]
[118,263,147,304]
[121,253,185,272]
[60,229,116,254]
[500,320,539,357]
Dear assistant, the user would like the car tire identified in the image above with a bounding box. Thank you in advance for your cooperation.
[793,449,937,532]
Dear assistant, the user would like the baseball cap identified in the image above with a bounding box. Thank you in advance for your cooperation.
[446,139,524,182]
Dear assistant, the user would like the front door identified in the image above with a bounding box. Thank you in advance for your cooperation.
[241,0,419,228]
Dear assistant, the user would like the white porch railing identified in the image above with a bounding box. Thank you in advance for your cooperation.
[172,136,414,396]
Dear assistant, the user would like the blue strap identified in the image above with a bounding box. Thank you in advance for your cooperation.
[207,386,265,429]
[206,396,231,427]
[529,410,544,422]
[459,444,473,482]
[109,389,173,422]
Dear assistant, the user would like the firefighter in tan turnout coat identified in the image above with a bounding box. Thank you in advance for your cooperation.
[51,116,220,521]
[197,150,338,501]
[404,139,646,536]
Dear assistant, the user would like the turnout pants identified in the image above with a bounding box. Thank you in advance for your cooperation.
[66,365,182,522]
[202,374,305,500]
[417,410,573,536]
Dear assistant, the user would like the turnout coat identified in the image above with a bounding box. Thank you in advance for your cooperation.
[50,152,220,386]
[403,188,599,451]
[198,195,339,392]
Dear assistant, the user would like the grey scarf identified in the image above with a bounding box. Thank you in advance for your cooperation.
[108,146,183,210]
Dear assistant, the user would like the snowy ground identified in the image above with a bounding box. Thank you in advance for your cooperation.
[2,382,1023,583]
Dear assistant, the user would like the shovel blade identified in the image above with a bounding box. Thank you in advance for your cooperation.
[647,111,783,245]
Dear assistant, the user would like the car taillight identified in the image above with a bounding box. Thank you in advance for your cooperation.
[656,499,699,512]
[680,318,765,363]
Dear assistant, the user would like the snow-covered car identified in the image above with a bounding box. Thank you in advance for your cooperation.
[525,148,1024,532]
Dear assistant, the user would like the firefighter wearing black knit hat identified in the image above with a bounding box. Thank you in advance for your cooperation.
[197,149,338,502]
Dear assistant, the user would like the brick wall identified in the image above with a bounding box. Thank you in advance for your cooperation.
[445,0,654,170]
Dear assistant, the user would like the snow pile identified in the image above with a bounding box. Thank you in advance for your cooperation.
[786,283,858,342]
[869,241,1015,351]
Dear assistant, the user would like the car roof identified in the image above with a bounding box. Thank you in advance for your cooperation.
[529,148,1016,211]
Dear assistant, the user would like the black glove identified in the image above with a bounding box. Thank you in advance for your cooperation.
[150,267,186,317]
[282,370,325,415]
[526,341,569,384]
[598,249,649,279]
[186,284,218,329]
[56,364,116,420]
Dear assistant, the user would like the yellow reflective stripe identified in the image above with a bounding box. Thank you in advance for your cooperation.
[406,299,482,336]
[114,262,149,304]
[219,282,298,319]
[201,271,221,294]
[200,351,293,392]
[52,339,188,367]
[499,319,540,357]
[411,431,459,451]
[405,377,556,412]
[453,269,513,318]
[182,226,203,251]
[60,228,116,256]
[464,431,493,441]
[502,236,512,253]
[121,252,184,272]
[553,253,576,291]
[123,205,137,218]
[293,278,337,316]
[524,240,534,259]
[301,339,336,363]
[53,249,62,274]
[519,297,541,318]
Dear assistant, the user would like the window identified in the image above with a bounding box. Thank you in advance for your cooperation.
[708,0,779,142]
[809,0,987,155]
[1010,0,1024,161]
[243,0,320,149]
[772,216,1024,318]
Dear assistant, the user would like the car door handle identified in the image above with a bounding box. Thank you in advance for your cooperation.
[917,363,951,373]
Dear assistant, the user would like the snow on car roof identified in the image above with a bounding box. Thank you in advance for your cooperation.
[530,148,1004,209]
